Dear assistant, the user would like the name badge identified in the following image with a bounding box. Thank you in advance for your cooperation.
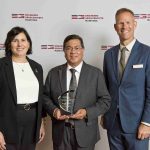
[133,64,143,68]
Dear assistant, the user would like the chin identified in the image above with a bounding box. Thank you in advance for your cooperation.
[69,62,78,66]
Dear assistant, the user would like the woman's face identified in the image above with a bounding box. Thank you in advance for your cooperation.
[10,32,30,58]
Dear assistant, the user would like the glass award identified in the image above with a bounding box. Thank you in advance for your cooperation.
[58,90,75,115]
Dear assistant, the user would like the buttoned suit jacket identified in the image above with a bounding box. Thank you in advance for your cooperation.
[43,62,111,147]
[103,40,150,133]
[0,56,44,143]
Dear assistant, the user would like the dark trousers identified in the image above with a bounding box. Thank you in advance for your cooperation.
[6,107,37,150]
[6,143,36,150]
[53,126,95,150]
[107,114,149,150]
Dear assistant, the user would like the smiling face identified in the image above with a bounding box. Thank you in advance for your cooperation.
[114,11,137,46]
[10,32,30,59]
[64,39,84,67]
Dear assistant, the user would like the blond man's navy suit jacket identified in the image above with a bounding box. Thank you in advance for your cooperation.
[103,40,150,133]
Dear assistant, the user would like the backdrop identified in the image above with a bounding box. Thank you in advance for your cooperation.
[0,0,150,149]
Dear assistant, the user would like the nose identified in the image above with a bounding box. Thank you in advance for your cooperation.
[71,48,76,52]
[122,22,128,28]
[17,41,22,46]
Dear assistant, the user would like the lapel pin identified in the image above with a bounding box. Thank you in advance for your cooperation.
[35,68,38,73]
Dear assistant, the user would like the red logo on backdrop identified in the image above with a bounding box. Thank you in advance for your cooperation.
[134,14,150,21]
[12,13,43,21]
[41,44,63,52]
[72,14,104,22]
[0,44,5,51]
[101,45,113,51]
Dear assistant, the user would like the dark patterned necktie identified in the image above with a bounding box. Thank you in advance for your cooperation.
[119,47,127,80]
[69,68,77,98]
[67,68,77,124]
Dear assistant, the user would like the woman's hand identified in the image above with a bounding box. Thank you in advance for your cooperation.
[38,119,45,143]
[0,132,6,150]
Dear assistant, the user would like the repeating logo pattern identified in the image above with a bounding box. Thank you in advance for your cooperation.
[41,44,63,52]
[0,44,5,51]
[12,13,43,21]
[135,14,150,21]
[101,45,113,51]
[72,14,104,22]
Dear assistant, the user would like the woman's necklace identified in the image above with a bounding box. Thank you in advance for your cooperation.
[12,57,28,72]
[18,63,27,72]
[21,64,25,72]
[13,62,28,72]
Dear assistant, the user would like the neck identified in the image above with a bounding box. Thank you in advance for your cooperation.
[12,56,27,63]
[120,37,134,46]
[68,61,83,68]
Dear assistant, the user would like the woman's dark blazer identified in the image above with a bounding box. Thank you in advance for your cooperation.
[0,56,44,143]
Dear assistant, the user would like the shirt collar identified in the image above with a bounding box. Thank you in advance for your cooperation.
[67,61,83,73]
[120,39,136,52]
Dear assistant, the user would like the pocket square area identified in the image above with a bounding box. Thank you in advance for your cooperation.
[133,64,143,68]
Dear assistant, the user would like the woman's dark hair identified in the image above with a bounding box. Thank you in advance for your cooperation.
[4,26,32,57]
[63,34,84,50]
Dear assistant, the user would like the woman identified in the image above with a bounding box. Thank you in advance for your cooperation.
[0,26,45,150]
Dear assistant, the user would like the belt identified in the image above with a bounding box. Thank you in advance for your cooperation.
[65,122,75,129]
[17,102,37,111]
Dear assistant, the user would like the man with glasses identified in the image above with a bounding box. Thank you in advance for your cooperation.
[43,34,111,150]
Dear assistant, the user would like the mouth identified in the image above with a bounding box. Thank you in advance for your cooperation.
[70,55,78,58]
[121,29,129,33]
[16,48,24,51]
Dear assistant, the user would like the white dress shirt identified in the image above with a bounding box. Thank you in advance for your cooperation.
[118,38,136,65]
[66,61,83,91]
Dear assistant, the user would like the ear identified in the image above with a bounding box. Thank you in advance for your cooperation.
[27,41,30,50]
[114,24,117,31]
[134,20,137,29]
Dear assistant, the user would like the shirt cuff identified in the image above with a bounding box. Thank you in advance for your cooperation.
[141,122,150,127]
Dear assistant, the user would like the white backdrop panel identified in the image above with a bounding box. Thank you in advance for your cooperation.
[0,0,150,149]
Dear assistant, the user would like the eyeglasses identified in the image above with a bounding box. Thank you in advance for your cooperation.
[65,46,83,52]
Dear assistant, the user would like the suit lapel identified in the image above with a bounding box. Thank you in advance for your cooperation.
[4,57,17,104]
[75,62,87,99]
[27,58,41,84]
[111,45,120,83]
[58,64,67,93]
[121,40,140,83]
